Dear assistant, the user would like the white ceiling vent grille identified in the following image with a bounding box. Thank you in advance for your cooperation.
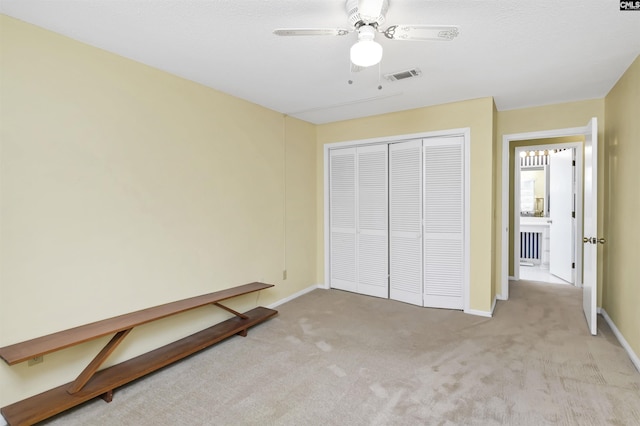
[384,68,422,82]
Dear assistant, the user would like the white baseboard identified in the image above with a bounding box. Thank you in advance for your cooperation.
[267,283,321,309]
[464,307,493,318]
[271,284,497,319]
[599,308,640,373]
[464,297,496,318]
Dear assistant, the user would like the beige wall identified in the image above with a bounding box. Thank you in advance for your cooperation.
[316,97,496,313]
[494,100,605,299]
[0,16,316,407]
[603,55,640,359]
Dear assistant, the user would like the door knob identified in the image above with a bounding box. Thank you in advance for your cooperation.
[598,238,606,244]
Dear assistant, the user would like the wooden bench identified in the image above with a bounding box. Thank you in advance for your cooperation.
[0,282,277,426]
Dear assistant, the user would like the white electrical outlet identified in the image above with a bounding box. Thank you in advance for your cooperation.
[28,356,43,366]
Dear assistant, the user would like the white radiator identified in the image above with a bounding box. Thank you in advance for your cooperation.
[520,231,541,263]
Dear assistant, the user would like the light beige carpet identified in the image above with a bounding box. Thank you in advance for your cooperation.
[42,280,640,425]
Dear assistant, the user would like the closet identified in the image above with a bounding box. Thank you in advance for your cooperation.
[328,135,466,310]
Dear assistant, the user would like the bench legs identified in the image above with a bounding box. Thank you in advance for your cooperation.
[67,303,252,396]
[212,302,249,319]
[68,329,132,395]
[101,390,114,403]
[214,302,250,337]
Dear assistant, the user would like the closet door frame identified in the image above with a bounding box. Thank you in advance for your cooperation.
[323,128,471,313]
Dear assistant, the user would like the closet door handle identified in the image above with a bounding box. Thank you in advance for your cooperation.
[583,237,601,244]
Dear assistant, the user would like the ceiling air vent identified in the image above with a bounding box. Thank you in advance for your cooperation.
[384,68,422,82]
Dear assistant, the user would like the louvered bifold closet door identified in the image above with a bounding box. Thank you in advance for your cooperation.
[356,145,389,298]
[389,140,423,305]
[329,148,357,292]
[423,136,464,309]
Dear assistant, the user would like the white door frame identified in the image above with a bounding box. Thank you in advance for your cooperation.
[513,142,582,283]
[323,128,471,312]
[501,127,586,300]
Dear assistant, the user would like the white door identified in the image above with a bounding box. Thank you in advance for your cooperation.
[583,118,598,335]
[389,140,423,305]
[423,137,464,309]
[549,149,574,283]
[329,148,357,292]
[356,145,389,298]
[329,146,388,298]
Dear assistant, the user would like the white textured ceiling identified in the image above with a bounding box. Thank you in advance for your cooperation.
[2,0,639,124]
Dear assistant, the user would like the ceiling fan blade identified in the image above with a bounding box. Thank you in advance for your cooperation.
[358,0,385,23]
[383,25,460,41]
[273,28,351,37]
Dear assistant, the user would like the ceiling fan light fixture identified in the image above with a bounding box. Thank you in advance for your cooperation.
[350,25,382,67]
[350,39,383,67]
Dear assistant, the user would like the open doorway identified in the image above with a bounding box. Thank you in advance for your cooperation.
[501,118,599,335]
[500,130,588,301]
[514,143,582,285]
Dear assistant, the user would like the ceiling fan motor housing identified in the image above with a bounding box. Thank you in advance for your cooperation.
[346,0,389,28]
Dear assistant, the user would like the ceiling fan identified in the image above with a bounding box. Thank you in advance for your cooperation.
[273,0,459,69]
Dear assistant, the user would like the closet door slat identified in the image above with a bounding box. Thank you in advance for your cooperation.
[329,148,357,292]
[389,140,423,305]
[423,137,464,309]
[356,145,389,298]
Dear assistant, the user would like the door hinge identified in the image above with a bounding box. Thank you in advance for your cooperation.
[572,211,575,218]
[572,160,576,166]
[572,262,575,269]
